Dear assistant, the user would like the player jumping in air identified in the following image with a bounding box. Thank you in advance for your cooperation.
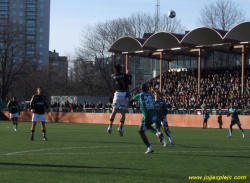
[107,64,132,137]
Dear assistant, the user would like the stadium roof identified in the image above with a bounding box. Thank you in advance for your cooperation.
[109,21,250,60]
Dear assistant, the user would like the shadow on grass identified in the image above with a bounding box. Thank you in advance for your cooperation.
[170,153,250,159]
[0,162,142,170]
[178,144,250,151]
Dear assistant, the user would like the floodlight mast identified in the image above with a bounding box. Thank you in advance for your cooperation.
[155,0,160,32]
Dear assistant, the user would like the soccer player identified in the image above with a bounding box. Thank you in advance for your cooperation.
[203,109,210,129]
[7,96,20,131]
[29,87,49,141]
[133,84,163,154]
[227,102,245,138]
[107,64,132,137]
[154,91,175,146]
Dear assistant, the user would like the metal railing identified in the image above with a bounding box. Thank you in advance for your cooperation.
[1,107,249,115]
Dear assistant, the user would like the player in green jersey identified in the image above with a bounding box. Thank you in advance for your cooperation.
[7,96,20,131]
[227,102,245,138]
[154,91,175,146]
[133,84,163,154]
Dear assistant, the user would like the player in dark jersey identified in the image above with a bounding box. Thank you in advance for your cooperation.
[7,96,20,131]
[107,64,132,137]
[29,87,49,141]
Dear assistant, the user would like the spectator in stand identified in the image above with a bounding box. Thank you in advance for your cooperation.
[84,102,90,108]
[77,103,83,112]
[90,103,95,109]
[97,101,103,110]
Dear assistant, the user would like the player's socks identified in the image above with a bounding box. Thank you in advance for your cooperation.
[29,135,34,141]
[42,127,46,138]
[150,128,157,134]
[13,123,18,131]
[30,128,35,141]
[240,129,245,138]
[107,120,114,133]
[229,128,232,136]
[109,120,114,127]
[119,121,124,130]
[31,127,35,136]
[144,141,151,148]
[227,128,233,137]
[165,130,171,138]
[161,136,168,145]
[12,121,16,129]
[117,122,124,137]
[148,145,153,150]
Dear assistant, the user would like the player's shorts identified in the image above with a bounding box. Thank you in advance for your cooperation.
[112,91,128,110]
[230,119,241,126]
[10,113,18,118]
[153,117,162,129]
[32,113,46,122]
[139,112,157,131]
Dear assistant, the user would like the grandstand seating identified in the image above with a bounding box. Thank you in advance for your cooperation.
[129,66,250,115]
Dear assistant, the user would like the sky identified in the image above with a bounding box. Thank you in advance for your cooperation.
[49,0,250,57]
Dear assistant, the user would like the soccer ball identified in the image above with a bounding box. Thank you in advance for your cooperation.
[168,10,176,18]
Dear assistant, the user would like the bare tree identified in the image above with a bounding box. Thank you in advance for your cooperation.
[74,12,185,96]
[159,14,186,33]
[0,20,38,101]
[71,59,103,96]
[197,0,246,30]
[126,12,185,37]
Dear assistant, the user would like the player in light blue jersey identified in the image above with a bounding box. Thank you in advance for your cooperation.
[227,102,245,138]
[133,84,163,154]
[203,109,210,129]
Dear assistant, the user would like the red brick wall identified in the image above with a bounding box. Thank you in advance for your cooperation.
[1,111,249,129]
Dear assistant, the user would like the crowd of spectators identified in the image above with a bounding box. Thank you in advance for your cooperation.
[130,66,250,114]
[49,67,250,115]
[50,100,112,112]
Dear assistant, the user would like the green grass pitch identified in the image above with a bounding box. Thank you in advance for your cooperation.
[0,120,249,183]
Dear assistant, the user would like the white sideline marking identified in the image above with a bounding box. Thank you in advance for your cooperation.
[3,146,140,155]
[2,145,250,156]
[9,150,250,155]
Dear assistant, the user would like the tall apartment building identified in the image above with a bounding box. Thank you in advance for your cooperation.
[0,0,50,65]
